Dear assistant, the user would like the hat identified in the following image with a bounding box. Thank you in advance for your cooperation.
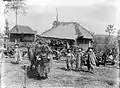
[67,48,71,53]
[89,48,93,52]
[79,47,83,51]
[78,48,82,52]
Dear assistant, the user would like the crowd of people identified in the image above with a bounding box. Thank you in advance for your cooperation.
[0,42,118,78]
[65,47,96,73]
[0,44,23,64]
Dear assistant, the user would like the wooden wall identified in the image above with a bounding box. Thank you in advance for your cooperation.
[76,37,92,51]
[10,33,35,42]
[21,34,34,42]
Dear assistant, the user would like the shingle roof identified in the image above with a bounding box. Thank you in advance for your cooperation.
[10,25,35,34]
[41,22,93,40]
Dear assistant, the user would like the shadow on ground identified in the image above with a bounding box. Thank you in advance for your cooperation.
[10,61,19,64]
[21,66,47,80]
[26,66,37,79]
[57,67,68,71]
[57,67,90,73]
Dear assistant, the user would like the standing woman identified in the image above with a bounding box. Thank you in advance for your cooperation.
[66,49,75,70]
[76,48,83,71]
[14,44,22,64]
[87,47,96,73]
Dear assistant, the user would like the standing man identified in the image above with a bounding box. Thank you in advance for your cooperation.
[87,47,96,73]
[76,48,83,71]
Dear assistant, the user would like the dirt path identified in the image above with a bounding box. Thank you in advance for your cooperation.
[0,57,119,88]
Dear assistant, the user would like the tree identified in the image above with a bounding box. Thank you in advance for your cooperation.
[104,24,116,51]
[4,19,9,37]
[4,0,27,32]
[4,0,27,43]
[105,24,116,36]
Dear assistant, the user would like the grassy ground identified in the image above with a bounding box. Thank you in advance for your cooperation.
[0,56,119,88]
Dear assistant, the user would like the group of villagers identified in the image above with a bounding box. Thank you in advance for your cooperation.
[0,44,22,64]
[13,43,96,73]
[66,47,96,73]
[10,42,96,74]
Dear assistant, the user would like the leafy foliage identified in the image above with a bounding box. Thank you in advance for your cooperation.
[104,24,116,51]
[105,24,115,36]
[4,0,27,15]
[93,34,117,53]
[4,19,9,37]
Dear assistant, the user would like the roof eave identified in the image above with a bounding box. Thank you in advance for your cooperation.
[41,36,75,40]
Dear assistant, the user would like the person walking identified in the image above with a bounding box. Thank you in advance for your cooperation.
[87,47,96,73]
[76,48,83,71]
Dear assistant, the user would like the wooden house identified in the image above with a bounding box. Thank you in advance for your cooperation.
[9,25,36,47]
[41,21,93,51]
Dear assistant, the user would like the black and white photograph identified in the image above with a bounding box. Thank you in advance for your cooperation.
[0,0,120,88]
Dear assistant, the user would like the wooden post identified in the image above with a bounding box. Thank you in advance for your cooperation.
[83,39,84,50]
[75,37,77,46]
[88,40,91,47]
[23,65,27,88]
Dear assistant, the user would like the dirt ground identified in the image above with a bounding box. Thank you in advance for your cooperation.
[0,56,119,88]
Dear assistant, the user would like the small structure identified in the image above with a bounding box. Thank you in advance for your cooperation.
[41,21,93,51]
[9,25,36,47]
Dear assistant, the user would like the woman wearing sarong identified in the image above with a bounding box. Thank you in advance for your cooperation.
[76,48,83,71]
[14,44,22,64]
[66,49,75,70]
[87,48,96,73]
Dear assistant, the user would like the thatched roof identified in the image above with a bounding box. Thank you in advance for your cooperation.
[10,25,35,34]
[41,22,93,40]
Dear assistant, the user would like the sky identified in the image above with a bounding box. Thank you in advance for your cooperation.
[0,0,120,35]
